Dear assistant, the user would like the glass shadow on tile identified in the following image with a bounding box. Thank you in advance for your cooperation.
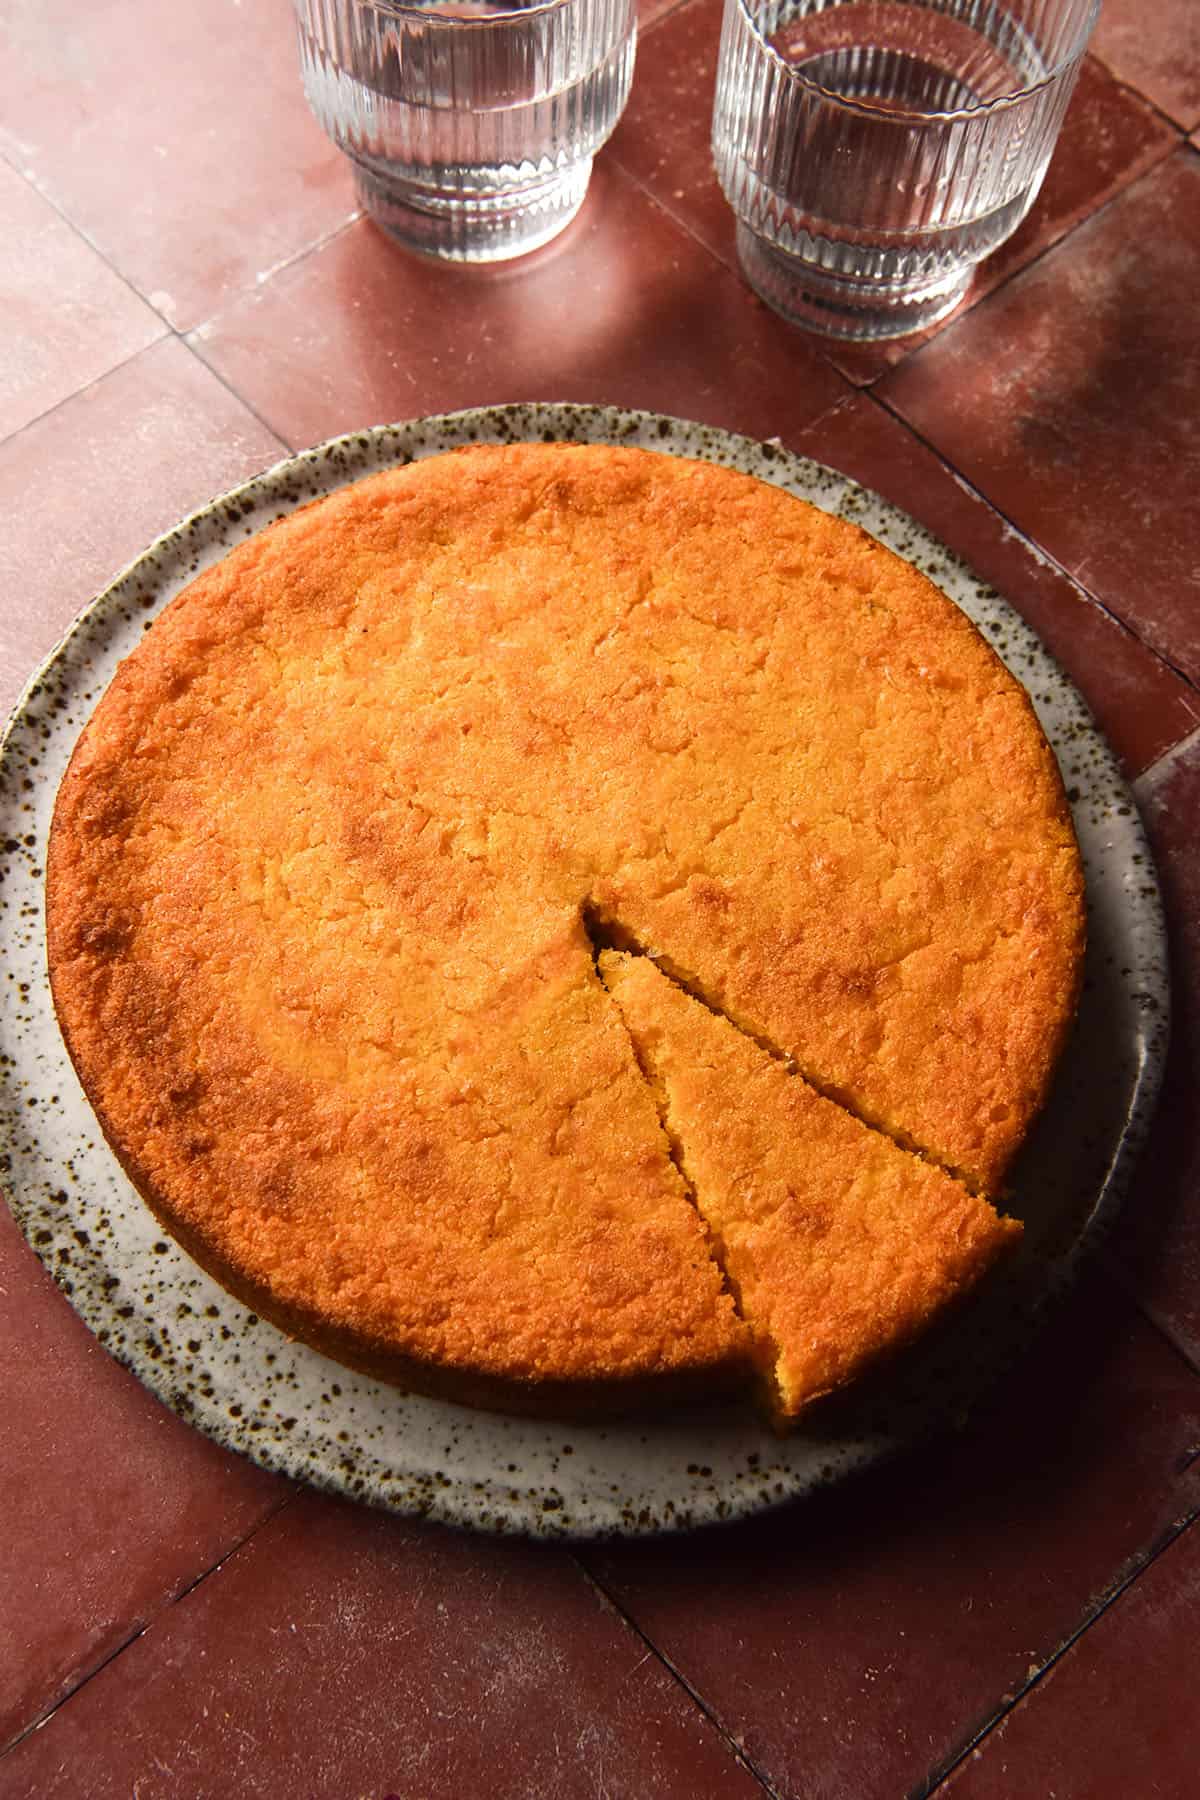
[188,159,849,452]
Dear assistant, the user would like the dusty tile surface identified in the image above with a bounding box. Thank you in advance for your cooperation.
[0,161,164,442]
[608,7,1179,387]
[1106,730,1200,1366]
[189,160,849,448]
[1093,0,1200,129]
[0,1492,765,1800]
[0,0,354,331]
[0,1208,289,1757]
[0,337,287,718]
[637,0,689,26]
[582,1269,1200,1800]
[794,394,1200,777]
[946,1519,1200,1796]
[823,53,1183,385]
[880,150,1200,686]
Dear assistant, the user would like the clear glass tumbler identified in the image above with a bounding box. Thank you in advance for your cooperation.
[712,0,1099,339]
[295,0,637,263]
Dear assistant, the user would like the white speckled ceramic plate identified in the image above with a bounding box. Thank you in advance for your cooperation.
[0,405,1169,1537]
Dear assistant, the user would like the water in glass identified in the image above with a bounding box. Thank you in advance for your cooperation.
[712,0,1098,337]
[296,0,636,262]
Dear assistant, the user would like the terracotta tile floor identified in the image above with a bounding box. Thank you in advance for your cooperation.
[0,1493,765,1799]
[943,1510,1200,1798]
[2,1,1198,1793]
[0,337,286,717]
[0,1208,291,1755]
[0,0,354,332]
[582,1267,1200,1800]
[0,160,165,443]
[1092,0,1200,130]
[879,150,1200,686]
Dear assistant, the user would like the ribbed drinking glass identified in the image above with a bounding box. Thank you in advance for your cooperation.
[712,0,1099,338]
[295,0,636,262]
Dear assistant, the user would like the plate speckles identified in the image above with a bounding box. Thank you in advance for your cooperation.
[0,404,1169,1538]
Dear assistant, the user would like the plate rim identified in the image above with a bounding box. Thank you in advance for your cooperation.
[0,400,1171,1538]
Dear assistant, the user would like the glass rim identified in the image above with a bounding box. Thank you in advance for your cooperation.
[329,0,586,25]
[735,0,1101,121]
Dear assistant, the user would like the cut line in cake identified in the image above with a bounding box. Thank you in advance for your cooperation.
[582,899,979,1192]
[590,930,1023,1424]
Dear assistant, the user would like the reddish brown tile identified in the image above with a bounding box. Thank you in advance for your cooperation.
[189,159,849,449]
[0,336,287,720]
[608,0,734,269]
[0,0,354,332]
[945,1519,1200,1798]
[0,1491,765,1799]
[581,1268,1200,1800]
[1106,730,1200,1366]
[794,393,1200,777]
[0,161,165,443]
[824,53,1183,385]
[880,150,1200,686]
[608,11,1178,387]
[638,0,689,27]
[1093,0,1200,130]
[0,1207,290,1756]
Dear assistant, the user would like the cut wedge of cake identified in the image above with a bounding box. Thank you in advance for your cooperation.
[599,949,1023,1422]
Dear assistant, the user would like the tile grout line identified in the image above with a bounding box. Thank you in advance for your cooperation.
[180,211,388,457]
[614,133,1200,742]
[862,381,1200,719]
[0,147,176,330]
[0,144,361,462]
[0,126,364,344]
[186,203,366,356]
[1133,720,1200,793]
[572,1557,784,1800]
[850,127,1187,395]
[636,0,700,38]
[601,153,744,285]
[0,1487,300,1766]
[1099,1247,1200,1382]
[1085,54,1199,137]
[917,1507,1200,1798]
[0,334,173,460]
[612,81,1183,399]
[175,332,300,460]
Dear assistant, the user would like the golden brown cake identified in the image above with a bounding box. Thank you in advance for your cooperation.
[600,950,1022,1420]
[46,441,1083,1418]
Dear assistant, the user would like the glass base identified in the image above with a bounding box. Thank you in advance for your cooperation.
[353,157,593,264]
[735,223,974,341]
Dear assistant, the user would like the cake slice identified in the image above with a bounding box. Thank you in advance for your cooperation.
[599,950,1022,1423]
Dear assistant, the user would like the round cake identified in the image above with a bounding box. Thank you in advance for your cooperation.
[45,442,1085,1419]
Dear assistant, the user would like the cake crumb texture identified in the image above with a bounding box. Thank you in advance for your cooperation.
[46,443,1083,1411]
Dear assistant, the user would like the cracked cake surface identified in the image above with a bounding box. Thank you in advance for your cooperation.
[45,441,1084,1416]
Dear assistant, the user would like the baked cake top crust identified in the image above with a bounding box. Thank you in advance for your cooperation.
[46,442,1084,1409]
